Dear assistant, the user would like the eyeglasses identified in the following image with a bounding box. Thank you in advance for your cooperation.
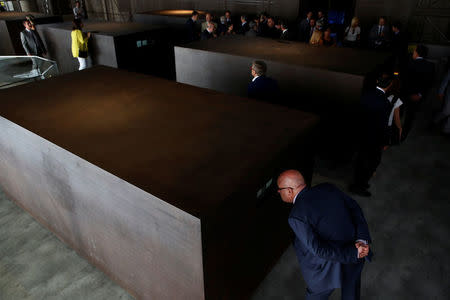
[277,184,303,193]
[277,186,294,192]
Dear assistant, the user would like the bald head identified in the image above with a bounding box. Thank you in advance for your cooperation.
[278,170,305,186]
[277,170,306,203]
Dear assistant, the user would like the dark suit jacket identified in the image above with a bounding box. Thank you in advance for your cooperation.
[248,76,279,102]
[360,88,391,146]
[217,23,228,35]
[257,21,268,37]
[391,31,408,56]
[185,18,198,42]
[20,29,46,56]
[289,183,372,291]
[280,29,292,40]
[369,24,390,48]
[305,26,315,42]
[201,29,214,40]
[236,22,250,35]
[298,18,310,41]
[264,27,280,39]
[405,58,435,96]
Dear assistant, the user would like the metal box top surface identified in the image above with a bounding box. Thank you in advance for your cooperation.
[39,21,168,37]
[0,66,318,217]
[180,35,391,75]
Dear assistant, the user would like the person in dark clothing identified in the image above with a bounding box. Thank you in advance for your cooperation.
[304,18,316,43]
[225,10,233,27]
[368,16,390,49]
[316,10,327,31]
[248,60,279,102]
[264,17,280,39]
[279,21,292,40]
[402,44,435,140]
[201,23,216,40]
[236,15,250,35]
[278,170,372,300]
[391,22,408,72]
[257,12,268,36]
[185,10,199,42]
[217,16,228,36]
[350,76,393,197]
[298,11,313,42]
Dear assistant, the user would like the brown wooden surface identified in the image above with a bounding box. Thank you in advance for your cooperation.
[0,66,318,218]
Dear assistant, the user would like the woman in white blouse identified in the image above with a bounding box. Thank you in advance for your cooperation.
[387,77,403,145]
[343,17,361,47]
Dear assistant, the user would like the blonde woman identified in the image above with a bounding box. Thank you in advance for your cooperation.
[343,17,361,47]
[309,24,323,46]
[71,19,91,70]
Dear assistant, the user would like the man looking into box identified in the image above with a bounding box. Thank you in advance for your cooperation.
[278,170,372,300]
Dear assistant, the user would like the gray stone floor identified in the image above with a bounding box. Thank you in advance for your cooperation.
[1,105,449,299]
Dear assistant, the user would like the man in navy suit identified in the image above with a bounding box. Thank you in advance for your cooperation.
[402,44,435,140]
[368,16,390,49]
[185,10,199,42]
[248,60,279,102]
[277,170,372,300]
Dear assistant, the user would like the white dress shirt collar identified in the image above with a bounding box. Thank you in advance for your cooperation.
[376,86,386,94]
[252,75,260,82]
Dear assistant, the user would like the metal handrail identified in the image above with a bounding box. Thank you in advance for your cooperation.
[0,55,58,64]
[0,55,59,89]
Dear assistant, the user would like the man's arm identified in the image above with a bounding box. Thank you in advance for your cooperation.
[288,217,359,264]
[341,191,372,242]
[20,32,31,56]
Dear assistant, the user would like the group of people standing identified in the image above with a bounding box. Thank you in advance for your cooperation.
[350,44,436,197]
[185,10,292,42]
[19,1,90,72]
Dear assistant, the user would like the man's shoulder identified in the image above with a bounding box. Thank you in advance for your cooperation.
[309,182,339,194]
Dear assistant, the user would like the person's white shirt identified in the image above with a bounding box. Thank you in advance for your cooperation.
[282,29,288,34]
[376,86,385,94]
[73,6,82,19]
[387,95,403,126]
[344,26,360,42]
[252,75,260,82]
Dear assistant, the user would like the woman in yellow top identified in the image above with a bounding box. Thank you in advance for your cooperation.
[71,19,91,70]
[309,24,323,46]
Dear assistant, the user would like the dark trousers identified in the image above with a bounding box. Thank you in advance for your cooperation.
[403,99,421,139]
[354,144,383,187]
[305,263,364,300]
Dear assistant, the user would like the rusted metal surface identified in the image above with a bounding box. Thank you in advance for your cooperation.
[0,67,319,299]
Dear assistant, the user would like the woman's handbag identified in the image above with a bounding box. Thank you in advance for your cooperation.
[78,50,88,58]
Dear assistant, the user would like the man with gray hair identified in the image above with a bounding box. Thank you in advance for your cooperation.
[201,22,216,40]
[248,60,279,102]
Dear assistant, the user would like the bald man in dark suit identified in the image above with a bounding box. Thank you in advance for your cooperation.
[278,170,372,300]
